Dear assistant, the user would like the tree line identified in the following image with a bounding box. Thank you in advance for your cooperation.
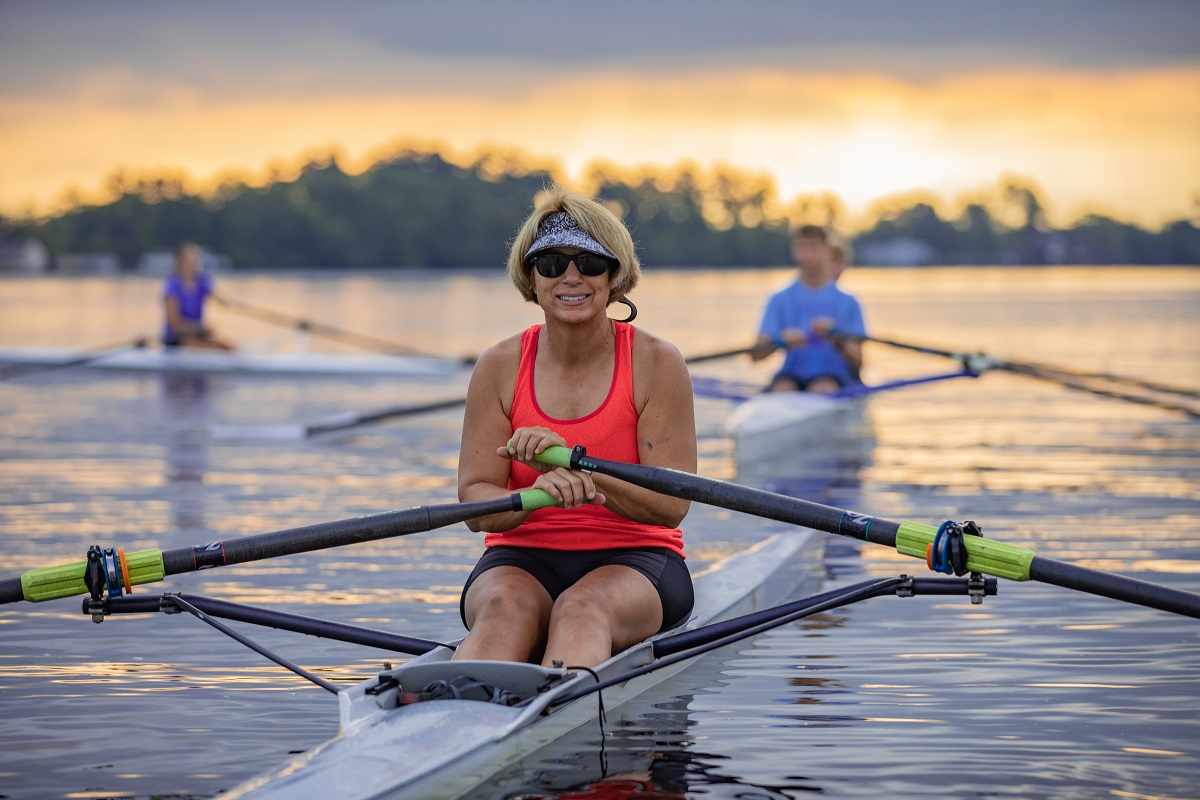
[3,148,1197,269]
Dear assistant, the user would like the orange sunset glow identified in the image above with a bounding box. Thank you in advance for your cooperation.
[1,3,1197,229]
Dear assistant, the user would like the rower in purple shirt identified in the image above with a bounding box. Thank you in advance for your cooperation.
[161,242,234,350]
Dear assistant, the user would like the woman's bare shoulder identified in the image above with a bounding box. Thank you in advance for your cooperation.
[468,331,524,403]
[473,332,523,370]
[631,326,686,370]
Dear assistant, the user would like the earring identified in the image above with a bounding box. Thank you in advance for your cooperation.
[612,297,637,323]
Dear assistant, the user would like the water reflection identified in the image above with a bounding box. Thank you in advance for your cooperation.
[1,268,1196,800]
[472,692,821,800]
[160,372,211,534]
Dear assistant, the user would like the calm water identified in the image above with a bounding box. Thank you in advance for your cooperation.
[0,266,1198,800]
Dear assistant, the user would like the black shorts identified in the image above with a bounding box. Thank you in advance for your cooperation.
[773,371,845,391]
[460,545,694,633]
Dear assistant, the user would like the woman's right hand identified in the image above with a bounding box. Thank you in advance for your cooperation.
[531,467,606,509]
[498,427,605,508]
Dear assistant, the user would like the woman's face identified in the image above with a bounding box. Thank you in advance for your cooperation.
[176,246,201,280]
[532,247,612,323]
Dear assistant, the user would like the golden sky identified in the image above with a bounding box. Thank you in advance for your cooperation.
[1,2,1197,229]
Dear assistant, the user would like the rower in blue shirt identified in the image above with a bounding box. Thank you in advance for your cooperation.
[752,224,864,393]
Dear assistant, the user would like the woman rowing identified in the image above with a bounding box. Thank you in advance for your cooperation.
[161,242,234,350]
[455,185,697,669]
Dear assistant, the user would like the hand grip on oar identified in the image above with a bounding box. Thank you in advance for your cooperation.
[0,489,559,605]
[533,444,1200,619]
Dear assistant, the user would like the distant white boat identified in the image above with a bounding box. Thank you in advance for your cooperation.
[725,391,872,477]
[0,346,468,378]
[708,369,978,477]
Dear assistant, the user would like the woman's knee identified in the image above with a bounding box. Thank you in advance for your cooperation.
[550,589,608,626]
[466,576,550,627]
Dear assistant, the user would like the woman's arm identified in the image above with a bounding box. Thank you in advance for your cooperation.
[837,338,863,373]
[458,338,524,531]
[457,337,603,531]
[591,331,696,528]
[164,295,200,336]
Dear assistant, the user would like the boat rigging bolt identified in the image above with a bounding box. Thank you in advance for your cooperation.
[968,572,988,605]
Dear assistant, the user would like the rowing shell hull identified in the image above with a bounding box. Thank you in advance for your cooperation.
[0,347,463,377]
[725,392,873,477]
[223,531,822,800]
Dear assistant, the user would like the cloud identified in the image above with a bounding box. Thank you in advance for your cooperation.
[1,1,1197,225]
[2,0,1197,98]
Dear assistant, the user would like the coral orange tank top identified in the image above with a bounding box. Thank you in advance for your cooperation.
[486,321,685,556]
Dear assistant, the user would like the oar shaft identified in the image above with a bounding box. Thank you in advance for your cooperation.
[835,331,965,361]
[1029,557,1200,618]
[537,446,900,549]
[683,346,758,365]
[0,337,149,381]
[838,330,1199,413]
[218,297,470,362]
[3,490,558,605]
[536,446,1200,620]
[306,397,468,436]
[159,502,479,576]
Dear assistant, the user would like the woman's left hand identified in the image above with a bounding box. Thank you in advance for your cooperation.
[497,426,566,473]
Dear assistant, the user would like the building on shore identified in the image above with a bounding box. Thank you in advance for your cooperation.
[0,238,51,274]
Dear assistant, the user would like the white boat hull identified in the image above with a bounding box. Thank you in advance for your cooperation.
[224,531,822,800]
[0,346,464,377]
[725,392,872,477]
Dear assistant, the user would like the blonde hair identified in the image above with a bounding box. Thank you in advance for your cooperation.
[507,184,640,304]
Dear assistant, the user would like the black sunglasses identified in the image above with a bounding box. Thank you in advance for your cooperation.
[528,251,618,278]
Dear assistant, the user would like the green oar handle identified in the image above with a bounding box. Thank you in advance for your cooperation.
[0,489,557,605]
[897,522,1034,581]
[7,548,167,604]
[535,446,1200,619]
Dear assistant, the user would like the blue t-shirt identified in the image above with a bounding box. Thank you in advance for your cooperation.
[162,272,214,340]
[757,279,866,386]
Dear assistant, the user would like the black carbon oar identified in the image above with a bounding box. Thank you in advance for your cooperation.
[215,296,478,364]
[210,397,469,441]
[534,445,1200,619]
[833,330,1199,417]
[211,346,781,442]
[0,489,557,605]
[682,344,774,365]
[0,337,151,381]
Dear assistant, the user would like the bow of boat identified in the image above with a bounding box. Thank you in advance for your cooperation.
[224,530,822,800]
